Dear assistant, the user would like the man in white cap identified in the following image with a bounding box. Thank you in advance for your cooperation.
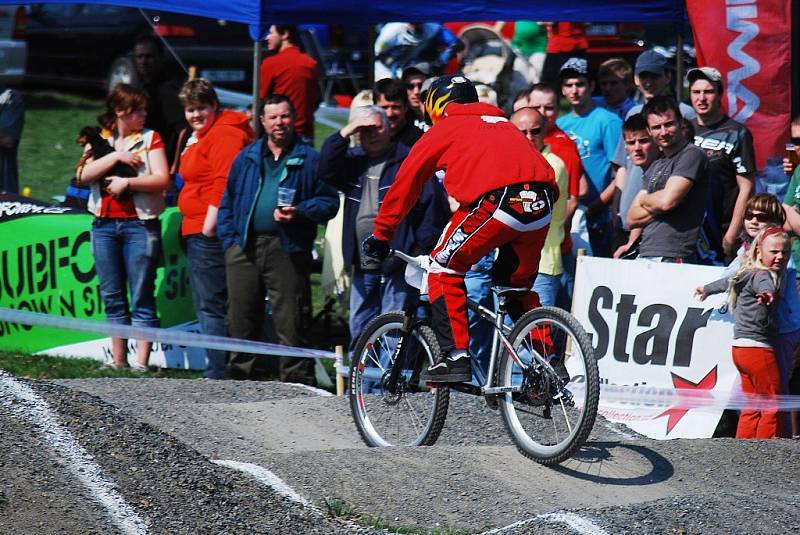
[688,66,755,261]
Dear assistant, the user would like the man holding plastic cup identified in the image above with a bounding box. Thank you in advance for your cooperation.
[218,94,339,383]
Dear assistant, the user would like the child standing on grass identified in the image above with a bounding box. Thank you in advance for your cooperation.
[695,226,792,438]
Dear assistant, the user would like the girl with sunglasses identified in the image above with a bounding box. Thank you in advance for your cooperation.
[719,194,800,437]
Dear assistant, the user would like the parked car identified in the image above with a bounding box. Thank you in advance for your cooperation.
[0,5,27,87]
[24,4,253,92]
[584,22,647,74]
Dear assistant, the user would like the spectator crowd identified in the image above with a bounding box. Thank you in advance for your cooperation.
[4,23,799,440]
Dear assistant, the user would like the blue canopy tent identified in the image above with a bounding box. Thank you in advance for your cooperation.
[3,0,689,115]
[1,1,687,28]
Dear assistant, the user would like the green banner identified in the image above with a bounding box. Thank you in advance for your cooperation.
[0,207,195,353]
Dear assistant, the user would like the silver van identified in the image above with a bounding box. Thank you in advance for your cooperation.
[0,5,26,86]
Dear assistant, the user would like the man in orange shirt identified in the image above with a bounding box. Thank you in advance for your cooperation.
[259,25,321,142]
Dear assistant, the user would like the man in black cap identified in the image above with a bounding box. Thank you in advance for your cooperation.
[555,57,625,257]
[625,49,695,121]
[688,66,755,261]
[401,62,430,127]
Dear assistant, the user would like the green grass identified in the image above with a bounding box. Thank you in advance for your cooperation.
[18,90,104,201]
[0,350,202,380]
[17,89,342,203]
[10,92,349,375]
[321,497,475,535]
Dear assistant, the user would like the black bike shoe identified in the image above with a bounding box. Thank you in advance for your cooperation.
[421,356,472,383]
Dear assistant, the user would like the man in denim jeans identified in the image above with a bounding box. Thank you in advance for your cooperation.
[218,95,338,383]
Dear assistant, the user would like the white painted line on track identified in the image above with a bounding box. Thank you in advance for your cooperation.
[285,382,334,397]
[213,459,403,534]
[212,459,315,508]
[481,511,608,535]
[0,371,148,535]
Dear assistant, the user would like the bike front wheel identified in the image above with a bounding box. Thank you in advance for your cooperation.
[349,312,449,447]
[497,306,599,465]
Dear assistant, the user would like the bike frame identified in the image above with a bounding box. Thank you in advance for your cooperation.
[386,250,560,399]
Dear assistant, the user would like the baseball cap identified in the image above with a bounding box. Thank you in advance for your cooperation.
[635,49,667,76]
[402,62,431,81]
[559,57,588,78]
[686,66,724,93]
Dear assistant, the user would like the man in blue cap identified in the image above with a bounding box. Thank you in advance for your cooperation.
[625,48,695,121]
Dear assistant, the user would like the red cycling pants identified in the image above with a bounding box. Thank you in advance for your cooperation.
[428,182,553,354]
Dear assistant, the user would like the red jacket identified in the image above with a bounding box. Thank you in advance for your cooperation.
[259,46,320,141]
[178,110,254,236]
[373,102,555,241]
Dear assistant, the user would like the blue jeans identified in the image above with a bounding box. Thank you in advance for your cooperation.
[533,272,561,307]
[349,267,410,350]
[186,234,228,379]
[465,252,495,382]
[91,218,161,328]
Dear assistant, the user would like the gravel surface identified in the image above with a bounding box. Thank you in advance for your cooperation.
[2,376,798,534]
[1,378,369,534]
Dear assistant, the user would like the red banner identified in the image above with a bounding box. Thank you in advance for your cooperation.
[686,0,793,169]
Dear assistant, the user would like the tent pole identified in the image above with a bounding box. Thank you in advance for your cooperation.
[252,40,263,135]
[676,33,684,101]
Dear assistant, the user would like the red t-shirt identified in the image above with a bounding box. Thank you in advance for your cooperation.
[545,126,582,199]
[259,46,320,142]
[545,23,588,53]
[373,102,555,241]
[100,131,164,218]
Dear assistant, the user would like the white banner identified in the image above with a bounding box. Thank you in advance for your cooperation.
[573,257,739,439]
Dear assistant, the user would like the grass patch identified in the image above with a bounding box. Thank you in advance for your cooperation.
[18,90,104,202]
[321,497,473,535]
[17,89,342,203]
[0,351,202,380]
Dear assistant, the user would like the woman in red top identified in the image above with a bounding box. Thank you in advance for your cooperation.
[177,78,253,379]
[78,83,169,371]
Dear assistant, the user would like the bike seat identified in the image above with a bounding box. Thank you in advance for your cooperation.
[490,285,531,297]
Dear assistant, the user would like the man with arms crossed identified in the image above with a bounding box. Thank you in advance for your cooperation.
[627,96,709,263]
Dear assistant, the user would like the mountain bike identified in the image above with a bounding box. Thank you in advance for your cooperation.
[349,250,599,465]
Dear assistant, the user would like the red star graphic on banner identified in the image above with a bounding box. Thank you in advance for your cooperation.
[654,366,718,435]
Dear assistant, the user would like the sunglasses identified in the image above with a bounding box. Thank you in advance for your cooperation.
[519,127,542,137]
[405,81,423,90]
[745,211,771,223]
[792,137,800,145]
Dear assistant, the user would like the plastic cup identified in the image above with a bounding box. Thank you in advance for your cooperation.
[277,186,295,207]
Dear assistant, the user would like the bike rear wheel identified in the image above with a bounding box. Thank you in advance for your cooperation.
[498,306,598,464]
[349,312,449,447]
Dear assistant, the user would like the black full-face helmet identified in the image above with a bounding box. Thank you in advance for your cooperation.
[423,74,478,126]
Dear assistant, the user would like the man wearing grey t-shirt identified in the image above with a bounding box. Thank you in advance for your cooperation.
[627,96,709,263]
[319,105,448,350]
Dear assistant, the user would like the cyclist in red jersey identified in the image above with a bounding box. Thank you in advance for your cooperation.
[363,75,557,382]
